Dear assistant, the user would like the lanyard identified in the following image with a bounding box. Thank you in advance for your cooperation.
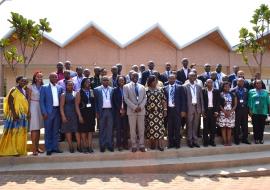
[238,88,244,100]
[102,87,109,99]
[83,89,90,103]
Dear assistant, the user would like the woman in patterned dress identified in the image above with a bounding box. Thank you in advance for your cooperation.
[218,82,237,146]
[145,75,167,151]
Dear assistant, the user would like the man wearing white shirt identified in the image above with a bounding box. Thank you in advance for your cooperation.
[216,64,226,83]
[176,58,191,84]
[94,76,114,152]
[72,67,84,92]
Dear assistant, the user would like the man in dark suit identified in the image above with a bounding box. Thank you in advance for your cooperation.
[176,58,191,84]
[40,73,63,156]
[198,63,211,85]
[231,70,250,90]
[140,60,155,85]
[228,65,239,84]
[231,78,251,145]
[164,74,187,148]
[202,79,220,147]
[112,76,129,151]
[160,62,173,84]
[94,76,114,152]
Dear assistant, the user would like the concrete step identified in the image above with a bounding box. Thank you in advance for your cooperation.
[0,150,270,174]
[186,164,270,177]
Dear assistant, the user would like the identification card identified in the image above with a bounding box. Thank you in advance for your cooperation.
[240,99,244,103]
[255,101,260,105]
[86,103,91,108]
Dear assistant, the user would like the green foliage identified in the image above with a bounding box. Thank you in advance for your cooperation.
[237,4,270,75]
[0,12,52,76]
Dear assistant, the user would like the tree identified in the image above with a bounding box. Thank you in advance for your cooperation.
[0,12,52,76]
[237,4,270,76]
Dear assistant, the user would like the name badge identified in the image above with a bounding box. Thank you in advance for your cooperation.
[240,99,244,103]
[255,101,260,105]
[86,103,91,108]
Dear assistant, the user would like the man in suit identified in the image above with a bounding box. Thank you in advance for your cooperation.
[123,72,147,152]
[231,78,251,145]
[116,63,122,75]
[198,63,211,85]
[210,72,221,90]
[112,76,129,151]
[140,60,155,85]
[228,65,239,84]
[164,74,187,148]
[40,73,63,156]
[91,67,101,89]
[231,70,250,90]
[109,66,118,87]
[215,64,226,84]
[94,76,114,152]
[160,62,173,84]
[184,72,204,148]
[176,58,191,84]
[202,79,220,147]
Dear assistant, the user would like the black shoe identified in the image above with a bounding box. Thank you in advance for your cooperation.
[118,147,123,152]
[131,148,137,153]
[46,151,52,156]
[108,147,114,152]
[123,145,129,150]
[69,147,75,153]
[139,147,146,152]
[260,140,264,144]
[193,143,200,148]
[167,145,174,149]
[188,143,194,148]
[88,147,94,153]
[210,142,216,147]
[77,146,82,153]
[175,145,181,149]
[255,140,259,144]
[53,149,63,153]
[158,147,164,151]
[242,140,251,144]
[100,147,105,152]
[203,143,208,147]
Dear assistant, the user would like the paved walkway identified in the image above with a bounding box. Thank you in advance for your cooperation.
[0,174,268,189]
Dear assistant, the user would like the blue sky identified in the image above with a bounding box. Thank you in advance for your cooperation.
[0,0,270,47]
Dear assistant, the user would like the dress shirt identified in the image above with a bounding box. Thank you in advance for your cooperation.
[183,68,188,78]
[102,86,112,108]
[190,84,197,104]
[207,89,213,108]
[50,82,59,106]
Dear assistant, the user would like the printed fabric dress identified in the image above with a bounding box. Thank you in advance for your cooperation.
[218,92,235,128]
[145,88,166,139]
[0,87,29,156]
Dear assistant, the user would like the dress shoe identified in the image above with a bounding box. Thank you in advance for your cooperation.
[234,141,240,145]
[158,147,164,151]
[260,140,264,144]
[139,147,146,152]
[100,147,105,153]
[77,146,82,153]
[203,143,208,147]
[242,140,251,144]
[210,142,216,147]
[46,151,52,156]
[255,140,259,144]
[193,143,200,148]
[53,149,63,153]
[175,145,181,149]
[188,143,194,148]
[131,148,137,153]
[118,147,123,152]
[108,147,114,152]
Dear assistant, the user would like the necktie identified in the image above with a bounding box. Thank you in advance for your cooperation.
[135,83,139,99]
[170,85,175,104]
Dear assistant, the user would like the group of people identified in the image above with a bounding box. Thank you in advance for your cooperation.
[0,58,269,157]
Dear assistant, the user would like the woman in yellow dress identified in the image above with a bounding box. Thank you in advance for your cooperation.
[0,76,29,156]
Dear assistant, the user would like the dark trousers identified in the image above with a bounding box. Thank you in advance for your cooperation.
[115,112,129,148]
[203,108,216,145]
[99,108,113,149]
[168,107,181,147]
[252,114,267,141]
[44,107,60,152]
[234,108,249,143]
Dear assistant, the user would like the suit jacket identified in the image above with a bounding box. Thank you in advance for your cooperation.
[232,79,250,90]
[176,68,191,84]
[140,70,154,86]
[94,86,114,116]
[228,73,237,84]
[112,87,127,112]
[198,72,211,85]
[184,82,204,114]
[163,84,187,114]
[202,88,220,113]
[123,82,147,115]
[40,83,63,115]
[109,75,118,87]
[231,86,248,110]
[160,70,172,84]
